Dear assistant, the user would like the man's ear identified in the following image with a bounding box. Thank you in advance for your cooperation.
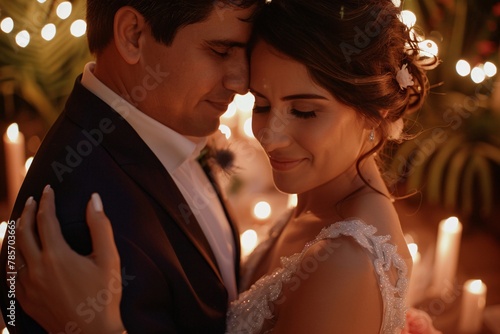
[113,6,145,65]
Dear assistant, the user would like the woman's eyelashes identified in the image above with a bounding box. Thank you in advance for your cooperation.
[290,109,317,119]
[252,105,317,119]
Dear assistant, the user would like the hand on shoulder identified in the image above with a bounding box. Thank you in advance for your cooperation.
[14,186,126,334]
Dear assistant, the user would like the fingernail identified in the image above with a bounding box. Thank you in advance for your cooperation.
[91,193,103,213]
[43,184,51,193]
[25,196,33,206]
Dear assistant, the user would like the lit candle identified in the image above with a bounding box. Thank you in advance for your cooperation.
[406,242,421,306]
[0,221,7,248]
[458,279,487,333]
[431,217,462,294]
[3,123,26,209]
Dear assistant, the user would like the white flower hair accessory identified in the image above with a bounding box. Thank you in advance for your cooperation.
[387,118,404,141]
[396,63,414,90]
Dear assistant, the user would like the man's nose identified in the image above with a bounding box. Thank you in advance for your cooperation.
[223,54,249,95]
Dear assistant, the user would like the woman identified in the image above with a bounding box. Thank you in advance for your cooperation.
[227,0,434,332]
[14,0,440,333]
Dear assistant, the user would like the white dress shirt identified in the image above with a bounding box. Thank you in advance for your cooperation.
[81,62,237,302]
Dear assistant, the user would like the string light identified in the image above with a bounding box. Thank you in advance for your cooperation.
[56,1,72,20]
[456,59,471,77]
[400,10,417,28]
[70,19,86,37]
[0,17,14,33]
[0,1,88,47]
[483,61,497,77]
[471,66,486,84]
[418,39,439,57]
[392,0,401,7]
[41,23,56,41]
[15,30,30,48]
[253,201,271,220]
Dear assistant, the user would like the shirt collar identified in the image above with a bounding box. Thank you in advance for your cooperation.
[81,62,207,171]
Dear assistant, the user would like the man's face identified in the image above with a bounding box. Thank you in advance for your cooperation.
[137,5,254,137]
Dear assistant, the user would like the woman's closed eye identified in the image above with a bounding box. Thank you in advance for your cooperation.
[253,105,317,119]
[290,109,317,119]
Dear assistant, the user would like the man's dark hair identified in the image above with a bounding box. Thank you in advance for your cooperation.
[86,0,261,54]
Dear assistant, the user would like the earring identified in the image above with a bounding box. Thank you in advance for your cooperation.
[369,128,375,142]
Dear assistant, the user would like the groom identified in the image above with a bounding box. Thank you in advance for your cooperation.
[0,0,262,332]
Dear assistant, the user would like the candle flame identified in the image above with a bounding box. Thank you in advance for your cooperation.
[443,216,461,233]
[6,123,19,142]
[469,279,483,293]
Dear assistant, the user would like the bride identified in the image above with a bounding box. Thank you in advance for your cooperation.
[13,0,440,333]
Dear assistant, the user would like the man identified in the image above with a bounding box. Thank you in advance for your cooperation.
[0,0,261,332]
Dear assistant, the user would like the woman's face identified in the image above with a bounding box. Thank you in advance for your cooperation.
[250,41,370,194]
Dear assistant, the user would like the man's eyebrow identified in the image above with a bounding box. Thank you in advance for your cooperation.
[205,39,247,48]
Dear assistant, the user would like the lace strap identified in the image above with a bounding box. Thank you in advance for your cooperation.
[311,219,409,333]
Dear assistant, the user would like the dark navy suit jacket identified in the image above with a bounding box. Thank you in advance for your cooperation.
[0,76,240,333]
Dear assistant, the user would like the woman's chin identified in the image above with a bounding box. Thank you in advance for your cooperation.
[272,179,303,195]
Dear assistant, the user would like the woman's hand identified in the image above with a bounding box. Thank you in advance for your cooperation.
[401,308,442,334]
[15,185,126,334]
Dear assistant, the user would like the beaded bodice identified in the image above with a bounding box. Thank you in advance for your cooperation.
[226,218,409,334]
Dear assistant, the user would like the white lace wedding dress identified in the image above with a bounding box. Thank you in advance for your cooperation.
[226,212,409,334]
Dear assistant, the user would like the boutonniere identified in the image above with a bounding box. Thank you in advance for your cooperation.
[198,131,236,175]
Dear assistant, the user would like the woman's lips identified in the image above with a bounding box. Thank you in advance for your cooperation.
[269,158,305,172]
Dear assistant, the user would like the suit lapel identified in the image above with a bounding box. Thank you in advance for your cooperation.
[65,78,224,285]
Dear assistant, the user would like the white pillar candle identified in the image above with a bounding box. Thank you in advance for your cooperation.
[431,217,462,294]
[458,279,487,333]
[3,123,25,209]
